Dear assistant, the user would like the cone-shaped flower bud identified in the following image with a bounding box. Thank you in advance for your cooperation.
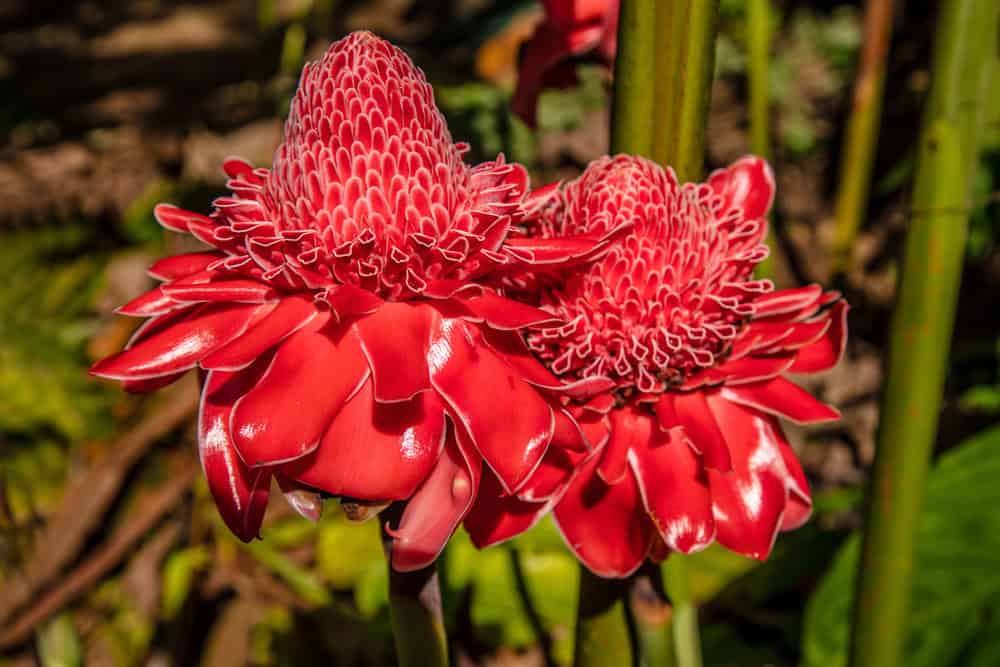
[91,31,607,571]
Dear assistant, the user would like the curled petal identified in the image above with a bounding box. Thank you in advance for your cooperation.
[388,429,482,572]
[116,287,178,317]
[282,379,446,500]
[202,295,322,370]
[776,436,812,531]
[673,391,732,471]
[790,300,849,373]
[705,396,791,560]
[162,279,276,303]
[597,406,649,485]
[554,453,652,578]
[90,303,263,380]
[230,323,368,466]
[199,368,273,541]
[722,377,840,424]
[148,252,225,281]
[459,291,561,330]
[464,470,551,549]
[353,302,437,403]
[429,319,554,493]
[629,428,715,554]
[707,155,775,222]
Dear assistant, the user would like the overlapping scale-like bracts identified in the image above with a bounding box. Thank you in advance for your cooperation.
[91,31,612,571]
[467,155,848,577]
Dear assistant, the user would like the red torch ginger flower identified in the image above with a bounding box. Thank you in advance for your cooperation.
[90,31,605,571]
[512,0,619,126]
[470,155,848,577]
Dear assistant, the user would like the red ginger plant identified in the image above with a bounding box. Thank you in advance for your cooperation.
[90,31,610,571]
[469,154,848,577]
[512,0,620,127]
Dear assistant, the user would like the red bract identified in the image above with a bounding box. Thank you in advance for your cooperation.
[90,31,604,571]
[512,0,619,127]
[470,155,848,577]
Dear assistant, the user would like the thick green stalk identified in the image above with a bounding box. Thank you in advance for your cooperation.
[651,0,720,181]
[629,562,674,667]
[746,0,777,280]
[663,557,702,667]
[575,569,636,667]
[849,2,999,667]
[830,0,896,276]
[610,0,657,155]
[381,511,449,667]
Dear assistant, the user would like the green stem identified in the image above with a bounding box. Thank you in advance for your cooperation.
[381,511,449,667]
[610,0,657,155]
[746,0,780,282]
[575,568,636,667]
[651,0,720,181]
[848,2,998,667]
[830,0,897,276]
[629,562,675,667]
[664,558,702,667]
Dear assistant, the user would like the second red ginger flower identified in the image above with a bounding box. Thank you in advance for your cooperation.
[469,155,848,577]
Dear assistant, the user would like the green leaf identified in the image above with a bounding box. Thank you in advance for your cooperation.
[161,546,211,619]
[316,507,383,590]
[36,613,82,667]
[802,425,1000,667]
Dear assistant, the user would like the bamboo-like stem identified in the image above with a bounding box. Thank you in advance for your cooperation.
[746,0,779,281]
[849,2,999,666]
[610,0,657,155]
[663,557,702,667]
[380,510,449,667]
[651,0,720,180]
[575,569,637,667]
[830,0,897,276]
[629,562,674,667]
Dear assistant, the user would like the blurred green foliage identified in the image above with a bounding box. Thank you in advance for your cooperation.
[803,425,1000,667]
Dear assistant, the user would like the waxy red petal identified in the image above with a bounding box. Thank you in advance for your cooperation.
[230,324,369,466]
[116,287,178,317]
[353,302,437,403]
[90,303,262,380]
[597,406,649,485]
[630,428,715,554]
[464,470,550,548]
[790,300,849,373]
[707,156,775,222]
[388,429,482,572]
[148,252,223,281]
[282,379,445,500]
[199,368,272,541]
[429,319,554,494]
[673,391,732,470]
[202,295,322,370]
[705,397,790,560]
[722,377,840,424]
[776,437,812,531]
[459,291,561,330]
[554,454,653,578]
[752,285,822,318]
[162,279,276,303]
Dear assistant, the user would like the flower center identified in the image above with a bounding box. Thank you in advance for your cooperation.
[196,32,527,303]
[526,156,771,394]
